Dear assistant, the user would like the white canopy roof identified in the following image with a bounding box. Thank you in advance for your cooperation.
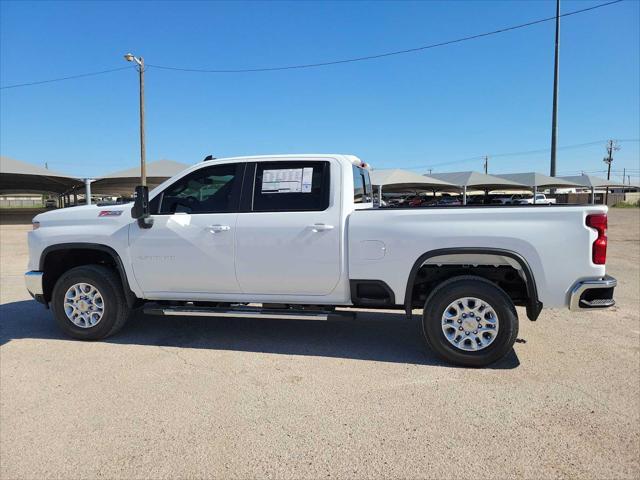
[0,156,82,194]
[99,159,190,179]
[558,174,625,188]
[0,156,73,177]
[496,172,580,188]
[91,159,191,195]
[371,169,457,191]
[428,171,526,190]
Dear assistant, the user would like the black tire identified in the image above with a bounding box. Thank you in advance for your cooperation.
[422,276,518,367]
[51,265,131,340]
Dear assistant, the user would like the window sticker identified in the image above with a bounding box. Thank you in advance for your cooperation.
[262,168,313,194]
[302,167,313,193]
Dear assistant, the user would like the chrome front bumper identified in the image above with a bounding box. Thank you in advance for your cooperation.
[569,275,617,311]
[25,271,45,303]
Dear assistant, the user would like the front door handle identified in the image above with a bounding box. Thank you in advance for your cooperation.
[309,223,335,232]
[208,224,231,233]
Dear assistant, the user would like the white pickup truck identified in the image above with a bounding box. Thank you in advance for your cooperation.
[25,154,616,367]
[514,193,557,205]
[492,194,556,205]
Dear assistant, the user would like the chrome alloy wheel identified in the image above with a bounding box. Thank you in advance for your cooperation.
[63,283,105,328]
[441,297,499,352]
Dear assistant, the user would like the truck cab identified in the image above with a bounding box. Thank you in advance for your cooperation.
[127,155,370,303]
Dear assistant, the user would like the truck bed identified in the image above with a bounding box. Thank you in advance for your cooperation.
[348,204,607,309]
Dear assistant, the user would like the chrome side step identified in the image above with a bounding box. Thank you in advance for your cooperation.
[143,304,355,321]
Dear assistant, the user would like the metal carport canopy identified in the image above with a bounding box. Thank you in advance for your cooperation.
[90,159,191,195]
[370,169,458,191]
[495,172,581,189]
[558,174,626,204]
[558,174,624,189]
[428,171,527,191]
[0,156,82,194]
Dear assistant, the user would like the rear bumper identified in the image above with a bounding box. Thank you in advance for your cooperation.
[569,275,617,311]
[24,271,46,305]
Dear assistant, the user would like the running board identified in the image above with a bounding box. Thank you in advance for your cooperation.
[143,304,355,321]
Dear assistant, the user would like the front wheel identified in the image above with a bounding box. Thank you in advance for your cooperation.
[51,265,131,340]
[422,276,519,367]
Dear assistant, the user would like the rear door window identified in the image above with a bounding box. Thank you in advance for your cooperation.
[251,161,330,212]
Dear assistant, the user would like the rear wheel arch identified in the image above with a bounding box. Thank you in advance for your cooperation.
[39,243,138,306]
[404,247,542,321]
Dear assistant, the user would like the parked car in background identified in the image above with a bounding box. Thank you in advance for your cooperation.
[466,195,495,205]
[491,194,524,205]
[515,193,556,205]
[436,196,462,206]
[407,195,425,207]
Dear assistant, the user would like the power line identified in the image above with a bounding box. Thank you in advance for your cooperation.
[1,0,624,90]
[406,138,640,170]
[490,139,632,159]
[0,66,133,90]
[559,169,640,174]
[147,0,624,74]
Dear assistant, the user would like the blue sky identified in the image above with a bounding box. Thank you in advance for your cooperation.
[1,0,638,182]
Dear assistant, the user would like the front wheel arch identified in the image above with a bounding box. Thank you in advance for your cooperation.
[40,243,138,307]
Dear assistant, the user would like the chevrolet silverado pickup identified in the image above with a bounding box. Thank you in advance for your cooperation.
[25,154,617,367]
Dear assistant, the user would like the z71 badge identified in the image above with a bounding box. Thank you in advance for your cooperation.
[98,210,123,217]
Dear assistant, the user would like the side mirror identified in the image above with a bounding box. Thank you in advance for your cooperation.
[131,185,154,229]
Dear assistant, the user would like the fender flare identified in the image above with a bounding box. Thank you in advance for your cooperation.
[39,243,138,307]
[404,247,543,321]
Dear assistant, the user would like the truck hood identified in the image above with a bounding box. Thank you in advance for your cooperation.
[34,204,133,226]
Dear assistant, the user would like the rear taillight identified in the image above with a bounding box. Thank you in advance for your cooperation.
[586,213,607,265]
[32,221,40,230]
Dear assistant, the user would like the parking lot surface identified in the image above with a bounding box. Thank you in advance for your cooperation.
[1,209,638,479]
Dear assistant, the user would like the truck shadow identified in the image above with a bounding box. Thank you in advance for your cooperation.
[0,300,519,369]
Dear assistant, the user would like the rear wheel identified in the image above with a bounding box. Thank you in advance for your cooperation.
[51,265,131,340]
[422,276,518,367]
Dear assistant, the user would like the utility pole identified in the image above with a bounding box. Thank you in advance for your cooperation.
[549,0,560,177]
[124,53,146,187]
[482,156,490,202]
[603,139,620,204]
[124,52,153,228]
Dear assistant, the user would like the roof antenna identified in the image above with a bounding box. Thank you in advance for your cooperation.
[203,154,216,162]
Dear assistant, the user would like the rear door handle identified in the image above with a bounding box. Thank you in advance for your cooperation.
[309,223,335,232]
[208,224,231,233]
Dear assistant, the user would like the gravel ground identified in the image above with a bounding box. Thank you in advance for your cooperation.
[1,208,638,479]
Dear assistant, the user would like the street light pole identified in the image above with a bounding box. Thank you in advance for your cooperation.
[550,0,560,177]
[124,53,153,228]
[138,57,146,186]
[124,53,146,187]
